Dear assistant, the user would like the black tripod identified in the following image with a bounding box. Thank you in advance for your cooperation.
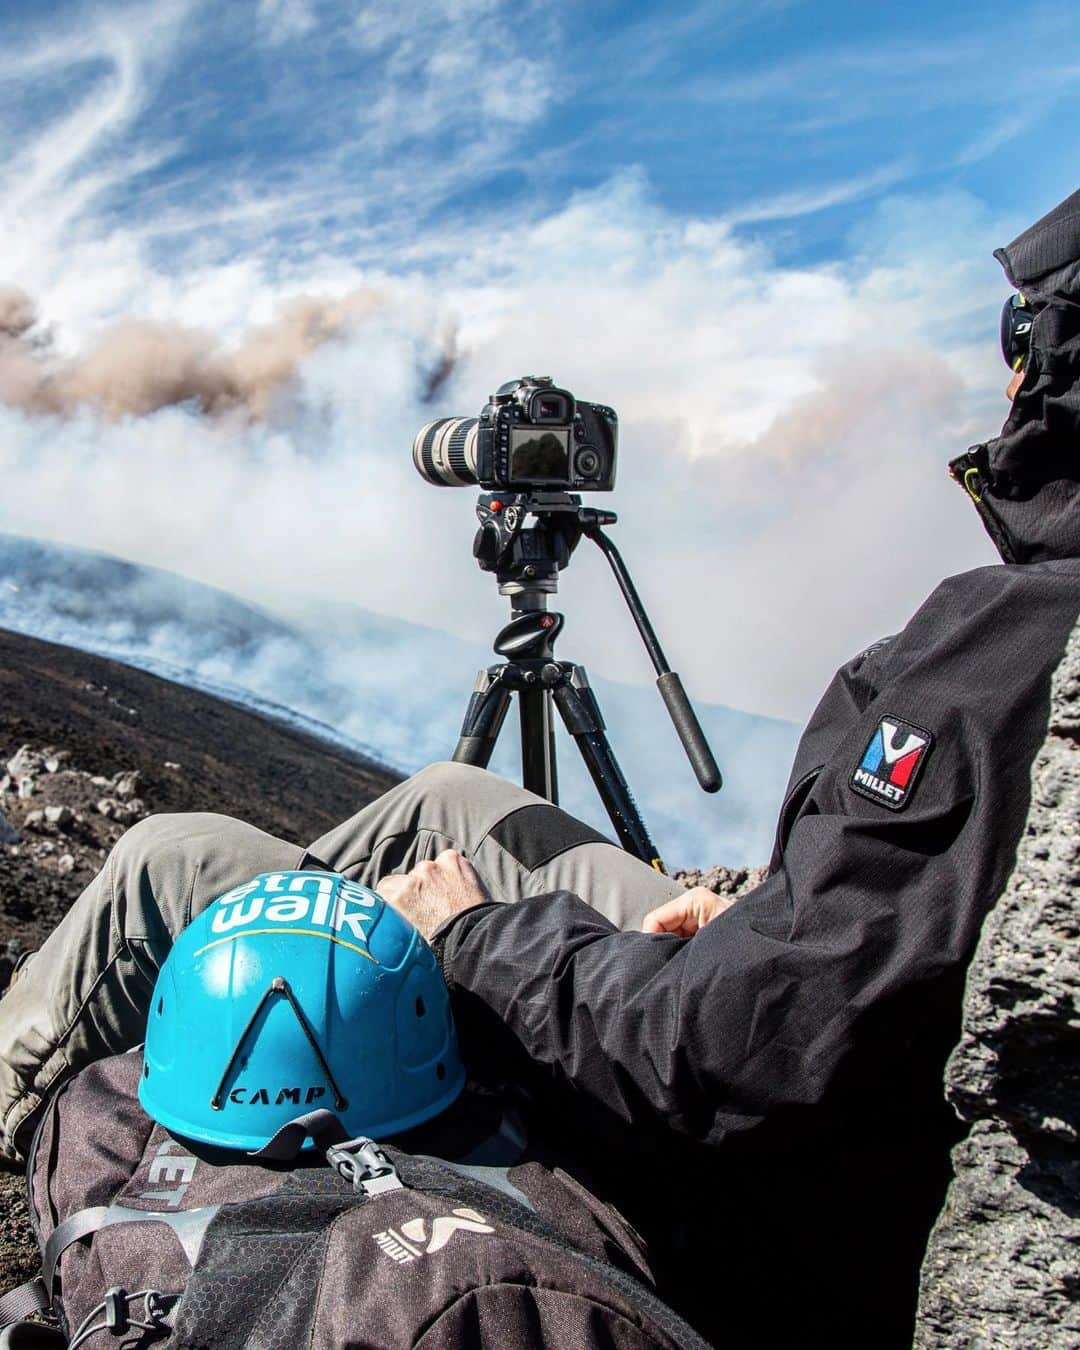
[452,491,721,870]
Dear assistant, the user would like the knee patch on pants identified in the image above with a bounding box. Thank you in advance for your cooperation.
[487,804,610,872]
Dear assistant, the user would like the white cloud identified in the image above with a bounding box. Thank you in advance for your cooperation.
[0,1,199,323]
[0,161,1009,724]
[257,0,318,44]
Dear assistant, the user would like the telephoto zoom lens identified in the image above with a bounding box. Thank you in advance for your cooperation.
[413,417,480,487]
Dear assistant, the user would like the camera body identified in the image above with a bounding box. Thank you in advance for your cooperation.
[478,377,618,493]
[413,376,618,492]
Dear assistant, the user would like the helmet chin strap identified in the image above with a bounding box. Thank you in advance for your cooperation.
[210,976,349,1114]
[251,1106,351,1160]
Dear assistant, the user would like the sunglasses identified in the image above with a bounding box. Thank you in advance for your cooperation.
[1000,292,1038,372]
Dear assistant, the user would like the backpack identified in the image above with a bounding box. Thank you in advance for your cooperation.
[0,1052,711,1349]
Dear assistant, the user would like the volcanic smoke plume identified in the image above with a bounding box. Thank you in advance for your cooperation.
[0,286,385,420]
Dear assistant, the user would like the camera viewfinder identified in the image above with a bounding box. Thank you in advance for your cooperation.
[532,393,570,422]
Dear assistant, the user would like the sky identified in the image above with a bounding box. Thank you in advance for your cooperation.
[1,0,1079,724]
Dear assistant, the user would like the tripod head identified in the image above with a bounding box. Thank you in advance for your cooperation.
[468,491,722,796]
[471,491,613,595]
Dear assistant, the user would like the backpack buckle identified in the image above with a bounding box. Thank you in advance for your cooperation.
[325,1138,404,1198]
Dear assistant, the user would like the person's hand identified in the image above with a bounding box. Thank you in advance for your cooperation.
[641,886,736,938]
[376,849,493,940]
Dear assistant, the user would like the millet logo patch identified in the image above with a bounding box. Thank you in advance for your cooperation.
[851,716,933,810]
[373,1208,496,1266]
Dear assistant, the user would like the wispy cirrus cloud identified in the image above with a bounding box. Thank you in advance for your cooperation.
[352,0,558,144]
[257,0,317,44]
[722,161,914,226]
[698,29,1078,117]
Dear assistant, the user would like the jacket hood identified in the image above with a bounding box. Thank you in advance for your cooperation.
[950,187,1080,564]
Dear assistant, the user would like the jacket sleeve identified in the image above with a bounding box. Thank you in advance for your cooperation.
[435,570,1068,1146]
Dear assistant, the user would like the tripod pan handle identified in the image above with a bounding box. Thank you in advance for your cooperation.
[656,672,722,793]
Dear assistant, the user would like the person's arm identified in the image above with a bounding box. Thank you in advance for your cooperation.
[431,811,982,1146]
[427,571,1066,1144]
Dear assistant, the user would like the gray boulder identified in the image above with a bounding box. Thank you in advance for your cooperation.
[109,769,140,801]
[4,745,40,780]
[916,621,1080,1347]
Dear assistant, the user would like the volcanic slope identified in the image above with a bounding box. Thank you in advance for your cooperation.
[0,626,400,952]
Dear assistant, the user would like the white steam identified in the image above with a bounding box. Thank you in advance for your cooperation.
[0,285,389,420]
[0,535,797,867]
[0,177,1005,731]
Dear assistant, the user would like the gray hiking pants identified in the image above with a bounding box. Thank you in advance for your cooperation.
[0,762,682,1163]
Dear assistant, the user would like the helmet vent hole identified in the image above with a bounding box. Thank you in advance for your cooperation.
[436,1062,446,1081]
[143,1064,150,1079]
[156,997,163,1016]
[415,997,426,1018]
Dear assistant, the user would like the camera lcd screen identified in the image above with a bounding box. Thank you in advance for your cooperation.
[509,427,571,482]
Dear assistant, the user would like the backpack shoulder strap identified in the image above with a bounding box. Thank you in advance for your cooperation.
[0,1276,50,1327]
[40,1205,221,1301]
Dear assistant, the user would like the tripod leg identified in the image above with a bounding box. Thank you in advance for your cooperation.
[519,685,558,804]
[551,668,665,870]
[453,669,512,769]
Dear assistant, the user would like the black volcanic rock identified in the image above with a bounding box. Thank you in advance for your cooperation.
[672,863,768,896]
[916,622,1080,1347]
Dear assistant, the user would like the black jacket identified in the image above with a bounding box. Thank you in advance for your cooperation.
[434,192,1080,1348]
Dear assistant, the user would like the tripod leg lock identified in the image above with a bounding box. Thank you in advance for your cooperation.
[553,678,604,735]
[453,669,512,768]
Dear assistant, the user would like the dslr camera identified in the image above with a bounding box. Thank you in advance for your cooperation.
[413,376,617,493]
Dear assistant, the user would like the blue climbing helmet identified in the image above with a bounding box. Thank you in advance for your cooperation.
[139,870,466,1152]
